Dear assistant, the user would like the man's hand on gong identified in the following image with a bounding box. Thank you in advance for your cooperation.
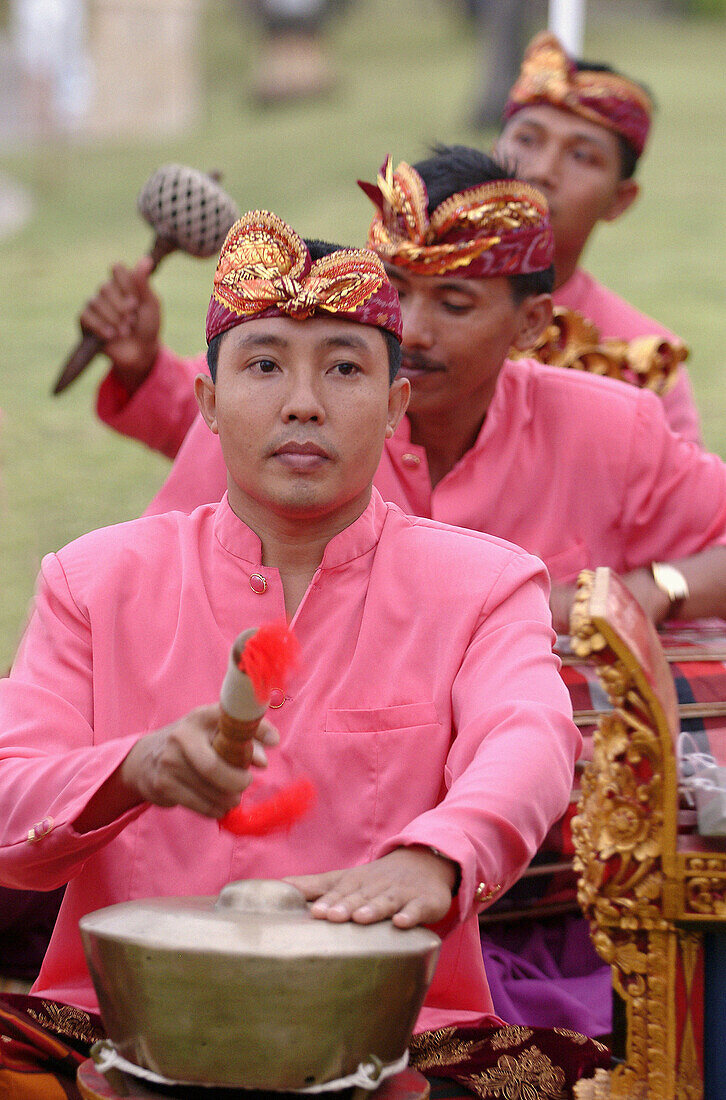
[285,846,458,929]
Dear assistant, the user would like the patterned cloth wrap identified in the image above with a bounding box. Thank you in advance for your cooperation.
[484,622,726,920]
[359,157,554,279]
[503,31,652,157]
[206,209,403,345]
[0,996,610,1100]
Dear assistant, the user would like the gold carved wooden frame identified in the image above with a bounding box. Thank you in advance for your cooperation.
[569,568,726,1099]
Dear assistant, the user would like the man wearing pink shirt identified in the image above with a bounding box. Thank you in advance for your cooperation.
[89,148,726,638]
[0,212,580,1033]
[495,30,700,444]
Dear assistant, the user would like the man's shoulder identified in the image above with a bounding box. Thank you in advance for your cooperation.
[553,268,676,342]
[379,500,546,580]
[49,505,217,592]
[504,354,653,411]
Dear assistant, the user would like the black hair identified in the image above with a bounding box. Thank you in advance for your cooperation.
[206,236,401,383]
[412,144,554,300]
[570,60,652,179]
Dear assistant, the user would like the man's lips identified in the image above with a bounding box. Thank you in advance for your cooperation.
[272,441,331,469]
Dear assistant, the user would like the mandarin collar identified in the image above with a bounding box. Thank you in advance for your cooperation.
[212,491,389,570]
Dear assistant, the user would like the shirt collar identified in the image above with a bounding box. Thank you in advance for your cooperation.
[213,491,388,570]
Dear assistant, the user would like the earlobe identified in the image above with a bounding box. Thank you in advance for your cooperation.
[195,374,219,435]
[387,376,410,436]
[511,294,552,352]
[603,178,639,223]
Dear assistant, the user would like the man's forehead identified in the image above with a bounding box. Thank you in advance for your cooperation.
[501,104,619,152]
[384,263,498,297]
[223,315,385,351]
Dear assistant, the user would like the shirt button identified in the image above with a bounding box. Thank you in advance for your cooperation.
[249,573,268,595]
[268,688,286,709]
[27,817,54,843]
[401,452,421,468]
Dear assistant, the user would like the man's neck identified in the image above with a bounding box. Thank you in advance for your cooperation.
[228,487,372,618]
[408,395,491,489]
[553,249,583,291]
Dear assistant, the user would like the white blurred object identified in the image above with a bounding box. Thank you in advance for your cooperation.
[548,0,585,56]
[10,0,91,130]
[679,732,726,837]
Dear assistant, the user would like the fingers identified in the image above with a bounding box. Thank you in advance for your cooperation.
[305,876,449,927]
[282,871,338,901]
[256,717,280,748]
[125,705,262,818]
[291,850,456,928]
[80,263,140,342]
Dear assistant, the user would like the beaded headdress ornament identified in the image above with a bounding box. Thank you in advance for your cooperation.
[359,157,554,278]
[206,210,402,344]
[504,32,652,157]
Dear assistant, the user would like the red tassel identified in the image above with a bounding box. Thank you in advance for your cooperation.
[220,777,316,837]
[238,621,300,704]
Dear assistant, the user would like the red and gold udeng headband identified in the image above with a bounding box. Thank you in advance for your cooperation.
[504,32,652,157]
[359,157,554,278]
[206,210,402,344]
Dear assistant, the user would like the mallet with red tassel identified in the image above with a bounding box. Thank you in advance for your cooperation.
[214,622,315,836]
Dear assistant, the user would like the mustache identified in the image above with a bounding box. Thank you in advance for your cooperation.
[400,352,446,373]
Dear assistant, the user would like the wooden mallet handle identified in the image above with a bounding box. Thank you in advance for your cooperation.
[52,237,176,395]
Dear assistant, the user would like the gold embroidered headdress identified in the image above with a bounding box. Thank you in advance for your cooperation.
[504,32,652,157]
[206,210,402,344]
[359,157,554,278]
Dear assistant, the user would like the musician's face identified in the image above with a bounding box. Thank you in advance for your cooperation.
[196,316,408,530]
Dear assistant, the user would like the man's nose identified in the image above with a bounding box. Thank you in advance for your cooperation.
[401,296,434,350]
[522,144,559,192]
[280,374,325,422]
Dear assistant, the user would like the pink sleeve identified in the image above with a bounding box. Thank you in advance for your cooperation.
[96,347,207,460]
[0,555,146,890]
[374,555,580,920]
[621,390,726,567]
[661,367,702,447]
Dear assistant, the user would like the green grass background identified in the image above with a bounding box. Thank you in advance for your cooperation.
[1,0,725,668]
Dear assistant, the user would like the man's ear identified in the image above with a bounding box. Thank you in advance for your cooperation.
[386,376,410,438]
[511,293,553,352]
[602,177,639,223]
[195,374,219,435]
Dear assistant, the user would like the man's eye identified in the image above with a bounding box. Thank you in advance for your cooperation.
[442,300,470,315]
[252,358,278,374]
[512,130,536,147]
[572,148,600,167]
[332,362,361,377]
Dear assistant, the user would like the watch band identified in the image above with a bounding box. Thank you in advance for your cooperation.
[651,561,689,617]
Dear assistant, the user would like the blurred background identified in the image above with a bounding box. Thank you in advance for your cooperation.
[0,0,724,669]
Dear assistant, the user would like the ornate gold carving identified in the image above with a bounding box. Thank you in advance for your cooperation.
[569,568,709,1099]
[514,307,687,396]
[569,572,607,659]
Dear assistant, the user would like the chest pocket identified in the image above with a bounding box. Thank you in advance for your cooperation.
[543,539,591,584]
[321,701,446,854]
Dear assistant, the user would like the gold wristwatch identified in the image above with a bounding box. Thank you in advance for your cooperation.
[651,561,690,618]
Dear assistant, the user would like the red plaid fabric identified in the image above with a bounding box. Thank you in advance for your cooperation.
[481,623,726,920]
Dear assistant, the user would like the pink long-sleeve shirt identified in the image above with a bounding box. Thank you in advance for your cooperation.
[100,357,726,582]
[553,267,700,445]
[0,492,579,1031]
